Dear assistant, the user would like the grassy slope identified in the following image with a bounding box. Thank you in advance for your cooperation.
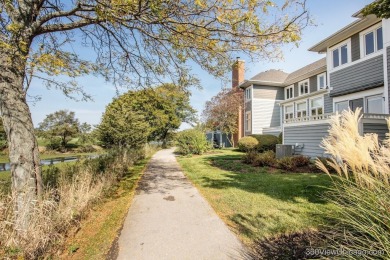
[62,158,150,259]
[177,149,336,245]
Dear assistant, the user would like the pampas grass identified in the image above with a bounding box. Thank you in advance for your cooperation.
[316,108,389,259]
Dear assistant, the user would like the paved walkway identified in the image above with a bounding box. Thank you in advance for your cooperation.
[116,148,247,260]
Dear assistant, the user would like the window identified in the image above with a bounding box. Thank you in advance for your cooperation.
[332,43,349,68]
[245,111,251,131]
[363,26,383,56]
[335,101,349,113]
[310,97,323,116]
[285,105,293,120]
[317,73,326,90]
[366,95,383,114]
[245,88,251,100]
[298,80,309,96]
[285,85,294,99]
[296,102,307,118]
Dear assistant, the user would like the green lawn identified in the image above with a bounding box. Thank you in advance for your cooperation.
[177,149,336,245]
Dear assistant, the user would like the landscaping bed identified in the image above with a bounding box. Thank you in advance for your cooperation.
[177,149,337,258]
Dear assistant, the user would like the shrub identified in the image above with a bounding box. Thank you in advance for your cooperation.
[238,136,259,152]
[0,148,146,258]
[46,136,62,151]
[293,155,310,167]
[242,151,258,164]
[276,155,310,171]
[176,129,210,155]
[277,156,297,171]
[252,151,276,167]
[75,145,97,153]
[316,108,390,258]
[250,134,279,152]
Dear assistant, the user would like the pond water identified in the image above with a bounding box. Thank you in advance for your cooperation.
[0,154,99,172]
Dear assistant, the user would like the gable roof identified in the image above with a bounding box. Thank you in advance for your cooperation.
[250,69,289,83]
[284,57,326,85]
[309,14,380,53]
[239,57,326,89]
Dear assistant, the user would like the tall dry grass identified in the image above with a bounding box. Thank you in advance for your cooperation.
[317,108,390,259]
[0,147,148,259]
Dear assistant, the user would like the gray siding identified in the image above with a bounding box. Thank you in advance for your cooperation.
[262,128,282,136]
[363,123,388,141]
[284,124,330,158]
[269,103,282,128]
[253,85,284,100]
[324,94,333,113]
[294,83,299,98]
[388,47,390,113]
[329,55,384,96]
[351,33,360,62]
[309,75,317,93]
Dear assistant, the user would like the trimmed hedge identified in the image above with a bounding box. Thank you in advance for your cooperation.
[176,129,210,155]
[238,136,259,152]
[250,134,279,152]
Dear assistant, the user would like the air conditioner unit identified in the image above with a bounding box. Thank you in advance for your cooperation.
[276,144,295,159]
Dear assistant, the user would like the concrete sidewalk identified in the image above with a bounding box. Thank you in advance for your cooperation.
[115,148,247,260]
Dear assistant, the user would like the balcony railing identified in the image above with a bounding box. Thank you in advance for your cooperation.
[284,113,334,124]
[284,113,390,124]
[362,113,390,120]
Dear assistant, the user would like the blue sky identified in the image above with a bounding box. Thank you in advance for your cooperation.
[28,0,373,128]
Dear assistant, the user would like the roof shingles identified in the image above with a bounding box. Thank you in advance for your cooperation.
[246,57,326,87]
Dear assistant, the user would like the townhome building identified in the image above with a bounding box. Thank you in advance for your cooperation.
[236,7,390,158]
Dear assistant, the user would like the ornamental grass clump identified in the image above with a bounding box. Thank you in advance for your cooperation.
[316,108,390,259]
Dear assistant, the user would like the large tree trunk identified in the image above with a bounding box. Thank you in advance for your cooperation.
[0,50,42,233]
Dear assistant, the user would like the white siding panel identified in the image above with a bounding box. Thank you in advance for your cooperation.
[252,98,281,134]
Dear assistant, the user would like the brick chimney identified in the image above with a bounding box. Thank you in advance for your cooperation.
[231,58,245,146]
[232,58,245,88]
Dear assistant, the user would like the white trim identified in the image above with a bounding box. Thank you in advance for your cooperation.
[285,85,294,100]
[335,100,349,113]
[328,38,352,72]
[296,100,307,118]
[383,19,390,113]
[359,22,383,58]
[253,98,284,101]
[279,89,328,105]
[310,96,324,116]
[298,79,310,96]
[332,87,384,113]
[317,72,327,90]
[245,86,252,102]
[284,119,331,127]
[284,104,294,120]
[245,111,252,132]
[366,94,384,114]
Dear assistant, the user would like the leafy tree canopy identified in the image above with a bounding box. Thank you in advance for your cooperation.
[98,83,196,147]
[38,110,80,148]
[202,88,243,146]
[362,0,390,19]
